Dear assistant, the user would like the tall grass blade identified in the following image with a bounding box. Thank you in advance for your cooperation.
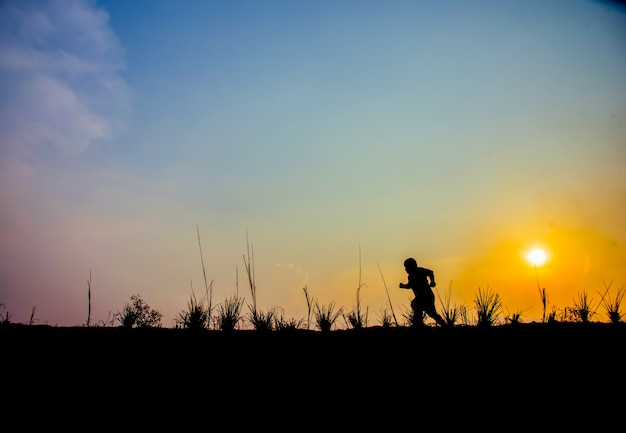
[377,262,398,326]
[87,269,92,327]
[196,224,212,317]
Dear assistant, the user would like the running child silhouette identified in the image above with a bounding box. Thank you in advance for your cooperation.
[399,257,446,327]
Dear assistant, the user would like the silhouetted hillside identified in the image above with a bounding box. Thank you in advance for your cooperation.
[4,322,623,429]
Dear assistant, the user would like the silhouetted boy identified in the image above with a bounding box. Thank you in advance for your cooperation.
[399,257,446,327]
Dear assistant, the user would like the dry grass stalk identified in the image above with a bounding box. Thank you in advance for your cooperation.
[87,269,92,327]
[303,286,314,330]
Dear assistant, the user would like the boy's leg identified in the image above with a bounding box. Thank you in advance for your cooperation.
[411,298,427,327]
[426,305,446,327]
[412,309,425,327]
[434,313,446,327]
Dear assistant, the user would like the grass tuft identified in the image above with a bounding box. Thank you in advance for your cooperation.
[436,281,464,327]
[313,300,343,332]
[175,280,213,330]
[571,290,598,323]
[598,281,624,324]
[474,286,503,327]
[214,294,245,332]
[375,306,394,328]
[248,306,275,332]
[273,307,304,331]
[399,303,424,327]
[504,307,524,325]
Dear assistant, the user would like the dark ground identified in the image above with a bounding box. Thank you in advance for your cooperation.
[3,322,624,429]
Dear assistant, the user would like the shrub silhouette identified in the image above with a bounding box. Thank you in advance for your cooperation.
[115,294,163,329]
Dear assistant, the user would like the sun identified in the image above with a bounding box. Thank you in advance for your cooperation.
[526,247,548,267]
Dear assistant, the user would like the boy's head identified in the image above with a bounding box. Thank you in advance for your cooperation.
[403,257,417,270]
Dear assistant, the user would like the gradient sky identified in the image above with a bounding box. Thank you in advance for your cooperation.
[1,0,625,327]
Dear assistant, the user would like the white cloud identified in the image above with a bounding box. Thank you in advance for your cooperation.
[0,0,131,160]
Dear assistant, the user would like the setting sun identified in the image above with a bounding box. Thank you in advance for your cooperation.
[526,247,548,267]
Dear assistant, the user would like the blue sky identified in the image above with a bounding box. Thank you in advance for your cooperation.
[1,0,625,327]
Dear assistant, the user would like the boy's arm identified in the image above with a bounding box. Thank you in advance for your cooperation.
[428,269,436,287]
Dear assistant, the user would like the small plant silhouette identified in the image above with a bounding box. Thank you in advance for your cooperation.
[240,230,280,331]
[398,303,425,327]
[248,307,275,332]
[313,300,343,332]
[273,307,304,331]
[175,281,213,330]
[375,306,394,328]
[474,286,503,327]
[214,294,244,332]
[344,285,368,330]
[598,282,624,324]
[572,290,598,323]
[436,281,465,327]
[504,307,524,325]
[115,294,163,328]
